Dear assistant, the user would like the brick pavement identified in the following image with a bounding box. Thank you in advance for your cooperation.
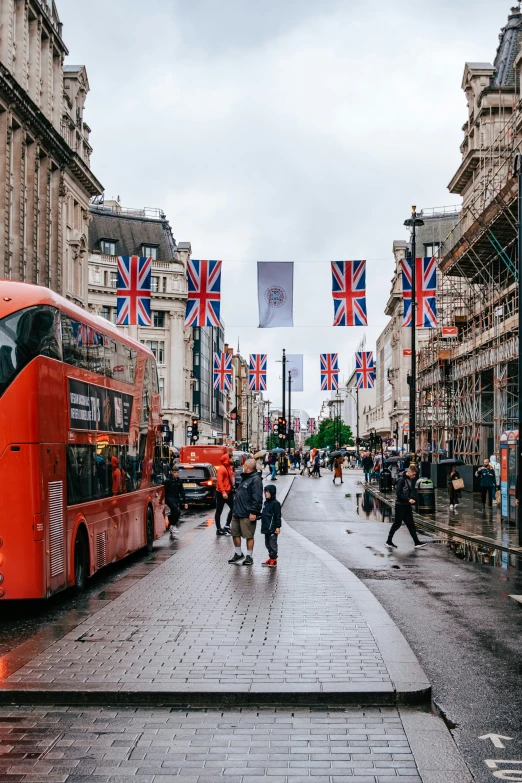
[0,705,425,782]
[0,476,428,704]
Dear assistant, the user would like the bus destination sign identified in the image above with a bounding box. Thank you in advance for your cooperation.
[68,378,133,433]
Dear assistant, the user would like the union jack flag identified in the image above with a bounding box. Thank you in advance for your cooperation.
[185,259,222,327]
[263,417,273,433]
[402,257,438,328]
[355,351,375,389]
[213,352,232,391]
[320,353,339,391]
[72,321,101,347]
[331,260,367,326]
[307,418,317,433]
[293,417,301,431]
[116,256,152,326]
[249,354,267,391]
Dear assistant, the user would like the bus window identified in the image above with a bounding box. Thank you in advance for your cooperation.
[0,306,61,397]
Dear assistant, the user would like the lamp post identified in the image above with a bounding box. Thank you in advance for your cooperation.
[346,386,360,456]
[404,206,425,465]
[281,349,287,449]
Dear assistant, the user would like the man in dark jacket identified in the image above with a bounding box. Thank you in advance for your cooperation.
[164,467,188,539]
[475,459,496,510]
[385,466,427,550]
[361,453,373,483]
[229,458,263,566]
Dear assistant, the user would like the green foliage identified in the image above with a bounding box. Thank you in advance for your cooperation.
[265,433,280,450]
[305,418,354,449]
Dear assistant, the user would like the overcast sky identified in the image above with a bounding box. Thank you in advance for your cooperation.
[60,0,505,416]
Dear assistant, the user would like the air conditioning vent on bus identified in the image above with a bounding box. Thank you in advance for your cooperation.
[96,531,107,570]
[48,482,64,578]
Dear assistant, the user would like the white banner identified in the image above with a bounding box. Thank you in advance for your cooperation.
[257,262,294,328]
[286,354,303,392]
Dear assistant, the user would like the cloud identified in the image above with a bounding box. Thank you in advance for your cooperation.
[59,0,507,414]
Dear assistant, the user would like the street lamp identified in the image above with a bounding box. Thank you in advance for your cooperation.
[345,386,360,457]
[404,205,425,465]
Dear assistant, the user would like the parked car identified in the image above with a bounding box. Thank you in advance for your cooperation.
[177,462,217,507]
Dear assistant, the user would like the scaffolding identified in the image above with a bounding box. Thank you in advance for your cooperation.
[417,92,521,463]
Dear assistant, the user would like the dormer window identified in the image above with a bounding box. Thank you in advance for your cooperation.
[142,245,158,260]
[100,239,117,255]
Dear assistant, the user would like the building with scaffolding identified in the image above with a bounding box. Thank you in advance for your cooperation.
[416,4,522,465]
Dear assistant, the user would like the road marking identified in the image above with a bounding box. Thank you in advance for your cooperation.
[480,734,514,749]
[485,760,522,781]
[509,595,522,605]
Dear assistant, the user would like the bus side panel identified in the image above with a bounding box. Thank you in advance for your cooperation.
[0,443,45,599]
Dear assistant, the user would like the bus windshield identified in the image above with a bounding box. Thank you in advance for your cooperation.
[0,306,61,397]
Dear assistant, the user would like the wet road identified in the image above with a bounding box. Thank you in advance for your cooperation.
[0,507,212,659]
[283,469,522,783]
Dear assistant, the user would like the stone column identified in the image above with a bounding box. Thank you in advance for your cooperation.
[168,307,185,411]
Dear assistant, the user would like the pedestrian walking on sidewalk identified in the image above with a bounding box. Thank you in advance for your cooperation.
[447,466,462,511]
[261,484,282,567]
[311,452,322,478]
[267,452,277,481]
[215,453,234,535]
[164,466,188,539]
[362,452,373,483]
[476,459,496,510]
[229,458,263,566]
[333,456,343,485]
[386,466,427,550]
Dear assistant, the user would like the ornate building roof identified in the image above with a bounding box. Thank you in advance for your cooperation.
[492,4,522,86]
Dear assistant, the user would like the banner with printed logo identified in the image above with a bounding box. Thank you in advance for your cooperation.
[257,262,294,328]
[286,354,304,392]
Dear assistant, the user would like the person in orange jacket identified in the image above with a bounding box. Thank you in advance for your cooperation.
[215,453,235,536]
[111,456,121,496]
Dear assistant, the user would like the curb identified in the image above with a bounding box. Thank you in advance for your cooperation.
[283,523,431,706]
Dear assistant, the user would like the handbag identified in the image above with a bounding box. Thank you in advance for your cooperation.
[452,478,464,490]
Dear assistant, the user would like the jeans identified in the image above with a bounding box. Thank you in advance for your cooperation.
[481,486,493,507]
[364,470,371,483]
[265,532,278,559]
[166,500,180,528]
[215,491,233,529]
[270,464,277,480]
[492,485,497,501]
[387,504,421,545]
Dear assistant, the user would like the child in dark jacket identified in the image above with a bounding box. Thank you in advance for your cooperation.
[260,484,282,567]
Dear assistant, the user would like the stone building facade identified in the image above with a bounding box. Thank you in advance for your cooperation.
[87,202,194,447]
[0,0,102,303]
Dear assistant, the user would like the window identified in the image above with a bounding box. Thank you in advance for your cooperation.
[153,311,165,328]
[100,306,110,321]
[424,242,440,259]
[61,313,137,384]
[159,377,164,407]
[162,277,167,293]
[101,240,117,255]
[142,245,158,260]
[67,444,138,505]
[151,276,159,293]
[145,340,165,364]
[110,271,118,288]
[0,306,62,397]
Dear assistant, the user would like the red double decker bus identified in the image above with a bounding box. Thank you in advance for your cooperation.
[0,281,166,599]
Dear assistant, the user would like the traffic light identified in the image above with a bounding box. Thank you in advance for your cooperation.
[191,417,199,442]
[277,417,286,440]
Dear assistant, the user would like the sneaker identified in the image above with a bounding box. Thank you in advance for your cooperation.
[414,543,428,549]
[242,555,254,566]
[385,542,397,549]
[262,558,277,567]
[216,529,225,536]
[228,553,244,563]
[449,504,453,510]
[262,559,272,566]
[223,527,232,535]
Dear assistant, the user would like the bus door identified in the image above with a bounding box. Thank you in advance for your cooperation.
[41,444,67,595]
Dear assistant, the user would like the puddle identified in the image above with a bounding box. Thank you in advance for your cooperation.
[353,491,393,521]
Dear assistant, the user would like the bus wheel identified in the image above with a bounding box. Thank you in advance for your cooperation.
[146,507,154,553]
[74,529,88,593]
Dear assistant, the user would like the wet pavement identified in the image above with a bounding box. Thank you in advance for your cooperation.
[0,476,428,704]
[0,704,469,783]
[283,469,522,783]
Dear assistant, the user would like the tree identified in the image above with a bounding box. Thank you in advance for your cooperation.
[305,418,354,449]
[265,433,280,450]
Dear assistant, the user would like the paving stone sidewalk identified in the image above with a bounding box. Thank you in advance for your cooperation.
[0,477,427,704]
[0,705,431,783]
